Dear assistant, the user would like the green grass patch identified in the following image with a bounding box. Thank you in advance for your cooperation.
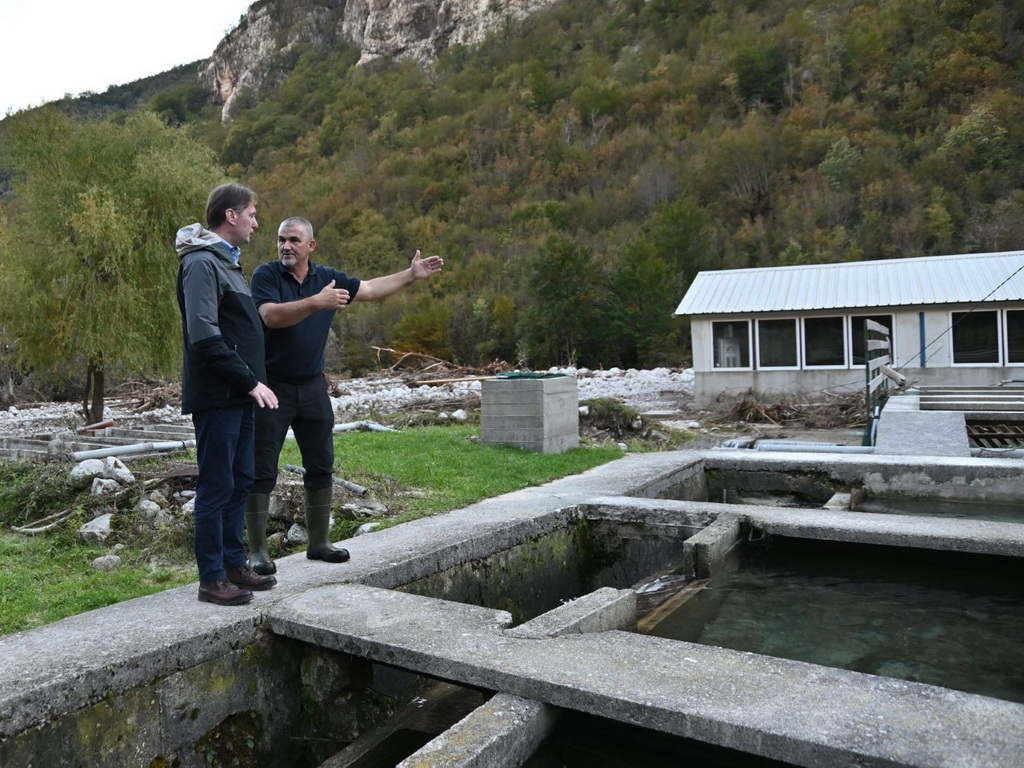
[1,424,624,635]
[282,424,623,529]
[0,529,194,635]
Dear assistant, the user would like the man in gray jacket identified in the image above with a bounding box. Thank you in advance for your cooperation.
[176,182,280,606]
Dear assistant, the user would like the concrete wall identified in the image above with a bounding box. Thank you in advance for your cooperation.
[689,303,1024,406]
[703,451,1024,503]
[0,632,392,768]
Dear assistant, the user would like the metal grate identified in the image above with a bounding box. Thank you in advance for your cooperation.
[966,421,1024,449]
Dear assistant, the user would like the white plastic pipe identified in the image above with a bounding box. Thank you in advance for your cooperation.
[753,441,874,454]
[72,439,196,461]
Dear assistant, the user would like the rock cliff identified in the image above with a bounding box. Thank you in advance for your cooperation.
[200,0,559,122]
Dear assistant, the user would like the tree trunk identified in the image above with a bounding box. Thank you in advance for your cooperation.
[82,359,105,423]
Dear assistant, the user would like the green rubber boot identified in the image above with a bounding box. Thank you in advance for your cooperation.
[304,485,350,563]
[245,492,277,575]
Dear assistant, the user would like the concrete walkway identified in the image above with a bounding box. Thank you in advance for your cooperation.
[874,392,972,456]
[269,582,1024,768]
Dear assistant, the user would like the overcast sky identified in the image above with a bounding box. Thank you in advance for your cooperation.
[0,0,254,117]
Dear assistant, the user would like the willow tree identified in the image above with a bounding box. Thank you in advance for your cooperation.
[0,109,225,421]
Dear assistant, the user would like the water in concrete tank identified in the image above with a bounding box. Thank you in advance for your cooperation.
[855,496,1024,523]
[643,538,1024,703]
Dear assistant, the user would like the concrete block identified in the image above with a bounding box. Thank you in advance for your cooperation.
[685,515,742,578]
[481,376,579,453]
[875,411,970,457]
[398,694,558,768]
[505,587,636,638]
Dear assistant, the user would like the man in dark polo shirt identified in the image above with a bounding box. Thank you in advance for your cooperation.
[246,216,443,574]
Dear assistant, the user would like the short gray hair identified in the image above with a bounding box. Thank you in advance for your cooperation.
[279,216,314,239]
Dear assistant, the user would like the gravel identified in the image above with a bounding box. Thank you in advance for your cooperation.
[0,368,696,439]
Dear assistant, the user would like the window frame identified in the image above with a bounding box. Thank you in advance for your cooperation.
[801,315,848,369]
[1004,309,1024,366]
[850,314,895,369]
[711,319,753,370]
[755,317,800,370]
[950,309,1002,367]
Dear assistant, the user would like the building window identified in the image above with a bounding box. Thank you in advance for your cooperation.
[952,311,999,364]
[1007,310,1024,364]
[850,315,893,366]
[803,316,846,367]
[712,321,750,368]
[757,319,798,368]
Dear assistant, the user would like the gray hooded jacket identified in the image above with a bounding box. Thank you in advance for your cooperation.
[175,223,267,415]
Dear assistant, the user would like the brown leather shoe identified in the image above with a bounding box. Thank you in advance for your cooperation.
[227,566,277,591]
[198,580,253,606]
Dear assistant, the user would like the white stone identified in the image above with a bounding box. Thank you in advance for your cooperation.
[79,513,114,543]
[91,478,120,495]
[355,523,381,536]
[286,523,309,546]
[451,409,468,421]
[181,498,196,515]
[92,554,122,572]
[103,456,135,485]
[136,499,163,520]
[70,459,105,480]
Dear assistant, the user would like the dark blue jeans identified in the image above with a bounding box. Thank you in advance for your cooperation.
[253,376,335,493]
[192,403,254,583]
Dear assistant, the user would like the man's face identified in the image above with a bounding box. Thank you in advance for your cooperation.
[225,202,258,246]
[277,224,315,270]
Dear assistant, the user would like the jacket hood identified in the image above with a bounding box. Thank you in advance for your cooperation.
[175,223,227,259]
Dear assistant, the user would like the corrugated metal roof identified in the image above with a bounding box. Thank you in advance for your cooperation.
[674,251,1024,316]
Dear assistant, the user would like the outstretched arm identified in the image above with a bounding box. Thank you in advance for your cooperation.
[354,250,444,303]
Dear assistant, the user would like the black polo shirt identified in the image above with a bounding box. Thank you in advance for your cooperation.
[250,259,361,383]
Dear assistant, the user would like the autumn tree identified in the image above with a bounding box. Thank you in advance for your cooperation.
[0,109,225,421]
[517,235,606,367]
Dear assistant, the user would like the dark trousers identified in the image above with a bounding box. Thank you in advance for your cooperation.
[191,403,254,583]
[253,376,334,493]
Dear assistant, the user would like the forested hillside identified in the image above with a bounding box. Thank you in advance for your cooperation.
[4,0,1024,380]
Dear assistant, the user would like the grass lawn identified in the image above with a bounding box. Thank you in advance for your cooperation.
[0,424,626,635]
[0,529,194,635]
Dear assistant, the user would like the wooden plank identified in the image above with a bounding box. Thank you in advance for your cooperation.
[867,355,890,372]
[636,579,710,634]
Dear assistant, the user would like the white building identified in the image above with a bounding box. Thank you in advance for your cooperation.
[674,251,1024,406]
